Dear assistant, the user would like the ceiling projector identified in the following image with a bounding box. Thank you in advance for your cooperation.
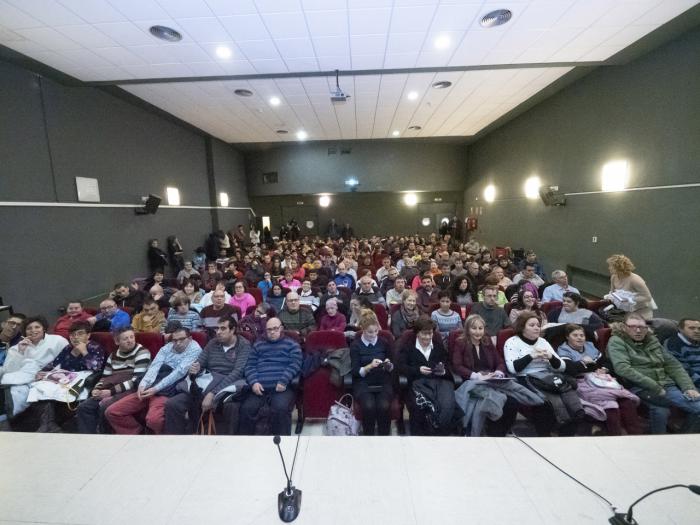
[331,69,350,104]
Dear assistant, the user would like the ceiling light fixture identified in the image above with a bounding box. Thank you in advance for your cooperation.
[215,46,232,59]
[392,130,400,137]
[483,184,496,203]
[296,130,308,141]
[408,125,422,131]
[434,35,451,50]
[524,176,541,200]
[149,25,182,42]
[602,160,630,192]
[403,193,418,206]
[480,9,512,28]
[319,195,331,207]
[269,96,281,106]
[234,88,253,97]
[407,91,418,101]
[432,81,452,89]
[219,192,229,207]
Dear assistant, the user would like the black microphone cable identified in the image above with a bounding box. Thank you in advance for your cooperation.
[511,434,616,511]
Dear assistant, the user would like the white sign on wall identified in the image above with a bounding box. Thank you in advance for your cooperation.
[75,177,100,202]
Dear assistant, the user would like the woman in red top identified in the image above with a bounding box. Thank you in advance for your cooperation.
[318,298,346,332]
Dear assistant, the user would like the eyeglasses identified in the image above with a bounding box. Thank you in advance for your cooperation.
[266,325,282,332]
[5,320,22,326]
[70,330,88,337]
[171,336,190,343]
[625,324,648,331]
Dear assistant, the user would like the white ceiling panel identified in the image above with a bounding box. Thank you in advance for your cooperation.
[0,0,695,143]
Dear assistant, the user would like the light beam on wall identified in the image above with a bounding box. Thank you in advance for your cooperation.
[483,184,496,203]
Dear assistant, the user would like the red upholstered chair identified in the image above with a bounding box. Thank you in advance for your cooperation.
[447,328,465,385]
[238,330,256,345]
[135,332,164,358]
[122,306,134,318]
[247,287,263,305]
[390,303,402,315]
[301,331,347,425]
[586,299,611,315]
[89,332,117,356]
[373,303,389,330]
[541,301,562,315]
[190,331,208,349]
[83,307,98,315]
[245,305,256,316]
[596,327,612,356]
[504,302,514,316]
[496,328,515,358]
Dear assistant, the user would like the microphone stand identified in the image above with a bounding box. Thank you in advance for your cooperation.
[273,435,302,522]
[609,484,700,524]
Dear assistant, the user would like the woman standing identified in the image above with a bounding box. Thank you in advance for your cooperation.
[350,310,394,435]
[166,235,185,275]
[605,254,656,320]
[147,239,168,274]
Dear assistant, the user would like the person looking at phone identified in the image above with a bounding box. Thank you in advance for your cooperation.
[350,309,394,435]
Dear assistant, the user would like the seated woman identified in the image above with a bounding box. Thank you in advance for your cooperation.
[164,297,202,336]
[318,298,346,332]
[491,267,512,289]
[149,284,170,309]
[390,290,420,338]
[504,312,584,436]
[497,256,518,279]
[398,318,455,435]
[0,316,68,418]
[557,324,642,435]
[279,269,301,292]
[450,276,474,308]
[266,283,286,313]
[547,292,604,329]
[350,310,394,436]
[431,290,462,344]
[239,303,274,340]
[509,288,547,326]
[228,280,257,315]
[179,278,203,312]
[452,314,520,436]
[31,321,106,432]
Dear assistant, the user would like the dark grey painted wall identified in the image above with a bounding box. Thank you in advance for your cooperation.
[0,60,250,319]
[464,27,700,319]
[245,141,468,196]
[250,190,463,238]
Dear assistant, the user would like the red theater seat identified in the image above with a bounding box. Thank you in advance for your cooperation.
[302,331,348,421]
[89,332,116,355]
[135,332,164,358]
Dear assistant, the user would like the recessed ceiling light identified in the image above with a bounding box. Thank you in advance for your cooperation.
[392,130,400,137]
[296,130,308,141]
[408,125,422,131]
[269,96,281,106]
[215,46,232,59]
[432,80,452,89]
[276,129,288,134]
[480,9,512,28]
[149,25,182,42]
[234,89,253,97]
[434,35,451,50]
[403,193,418,206]
[407,91,418,101]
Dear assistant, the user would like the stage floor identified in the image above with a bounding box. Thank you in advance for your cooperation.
[1,433,699,524]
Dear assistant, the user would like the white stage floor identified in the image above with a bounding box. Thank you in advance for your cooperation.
[1,433,699,524]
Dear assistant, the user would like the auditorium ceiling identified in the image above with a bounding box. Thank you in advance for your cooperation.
[1,0,697,143]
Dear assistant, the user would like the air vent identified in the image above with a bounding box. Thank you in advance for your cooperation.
[432,81,452,89]
[480,9,512,28]
[149,25,182,42]
[276,129,288,134]
[408,125,422,131]
[262,172,278,184]
[234,89,253,97]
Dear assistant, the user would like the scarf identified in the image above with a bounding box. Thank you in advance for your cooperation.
[401,305,420,325]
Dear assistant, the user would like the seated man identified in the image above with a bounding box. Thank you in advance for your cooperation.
[450,259,468,279]
[416,273,439,314]
[277,292,316,337]
[200,289,238,336]
[239,318,302,435]
[0,313,26,367]
[665,318,700,389]
[353,275,386,307]
[379,267,400,296]
[319,281,350,317]
[298,280,320,312]
[165,316,252,434]
[88,299,131,332]
[512,263,546,296]
[333,262,356,290]
[105,323,201,434]
[201,262,223,292]
[375,256,393,283]
[541,270,579,303]
[110,282,145,312]
[53,301,91,340]
[76,327,152,434]
[608,313,700,434]
[199,280,232,309]
[470,285,511,340]
[385,276,406,306]
[131,299,165,333]
[518,250,545,279]
[434,262,453,290]
[176,260,200,285]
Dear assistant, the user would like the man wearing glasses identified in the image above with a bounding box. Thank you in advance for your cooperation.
[105,322,201,434]
[608,313,700,433]
[88,299,131,332]
[238,318,302,435]
[665,318,700,390]
[0,314,26,366]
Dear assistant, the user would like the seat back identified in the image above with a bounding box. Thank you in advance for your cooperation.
[247,287,263,305]
[135,332,164,358]
[305,330,347,354]
[496,328,515,357]
[89,332,117,355]
[596,327,612,355]
[373,303,389,329]
[190,330,208,349]
[541,301,562,315]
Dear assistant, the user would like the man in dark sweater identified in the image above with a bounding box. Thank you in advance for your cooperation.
[471,286,511,340]
[239,318,302,435]
[164,316,252,434]
[416,274,439,314]
[277,292,316,336]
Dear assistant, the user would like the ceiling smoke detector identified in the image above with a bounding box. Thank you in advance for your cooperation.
[149,25,182,42]
[480,9,512,28]
[432,81,452,89]
[234,89,254,97]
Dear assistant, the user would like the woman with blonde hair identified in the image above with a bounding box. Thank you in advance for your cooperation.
[350,309,394,435]
[605,254,656,320]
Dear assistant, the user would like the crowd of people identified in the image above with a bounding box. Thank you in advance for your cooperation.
[1,226,698,439]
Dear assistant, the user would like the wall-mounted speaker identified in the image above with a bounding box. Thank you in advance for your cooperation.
[135,194,162,215]
[539,187,566,207]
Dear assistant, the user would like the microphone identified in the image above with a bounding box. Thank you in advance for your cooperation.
[609,484,700,524]
[273,435,302,522]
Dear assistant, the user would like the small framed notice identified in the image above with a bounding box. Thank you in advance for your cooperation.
[75,177,100,202]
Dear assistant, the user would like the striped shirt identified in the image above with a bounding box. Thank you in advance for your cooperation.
[164,309,202,332]
[99,344,152,395]
[245,337,302,389]
[431,309,463,342]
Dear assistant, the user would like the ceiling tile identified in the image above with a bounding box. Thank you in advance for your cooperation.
[7,0,83,26]
[94,21,154,46]
[60,47,115,68]
[284,56,319,71]
[351,54,385,69]
[390,5,438,33]
[349,8,392,35]
[429,3,483,32]
[58,0,128,23]
[91,46,146,66]
[15,27,83,50]
[166,43,212,62]
[251,58,289,73]
[383,52,419,68]
[313,36,350,56]
[304,9,348,37]
[205,0,257,16]
[54,24,118,47]
[176,17,231,42]
[0,2,42,30]
[386,32,426,54]
[219,14,270,42]
[509,1,576,31]
[107,0,168,20]
[262,11,309,39]
[317,55,351,70]
[302,0,346,9]
[156,0,213,18]
[276,37,316,59]
[254,0,303,14]
[554,0,613,28]
[350,34,387,55]
[236,39,281,60]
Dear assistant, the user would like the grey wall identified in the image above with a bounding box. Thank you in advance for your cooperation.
[464,27,700,319]
[0,60,250,319]
[245,140,468,196]
[250,190,463,237]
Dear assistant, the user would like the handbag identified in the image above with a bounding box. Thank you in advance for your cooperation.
[197,411,217,435]
[325,394,360,436]
[528,372,577,394]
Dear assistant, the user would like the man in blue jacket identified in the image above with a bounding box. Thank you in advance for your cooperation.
[239,318,302,435]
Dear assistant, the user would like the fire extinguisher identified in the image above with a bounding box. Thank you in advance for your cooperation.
[466,216,478,231]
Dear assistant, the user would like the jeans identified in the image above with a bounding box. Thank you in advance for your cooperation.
[632,385,700,434]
